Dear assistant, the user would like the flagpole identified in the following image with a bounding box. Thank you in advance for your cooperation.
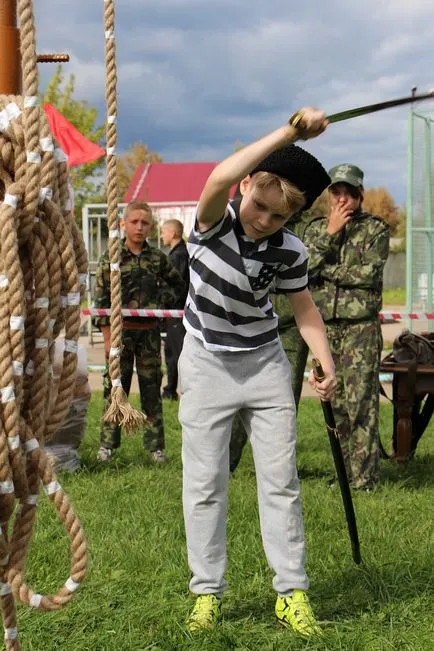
[0,0,21,94]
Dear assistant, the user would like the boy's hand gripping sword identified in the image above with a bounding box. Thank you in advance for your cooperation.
[312,358,362,565]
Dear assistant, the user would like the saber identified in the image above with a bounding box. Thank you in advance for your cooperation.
[312,358,362,565]
[290,90,434,127]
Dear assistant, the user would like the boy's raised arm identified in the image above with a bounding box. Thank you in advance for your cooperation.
[196,108,328,232]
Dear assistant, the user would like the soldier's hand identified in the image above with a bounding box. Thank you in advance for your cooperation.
[327,200,353,235]
[289,107,328,140]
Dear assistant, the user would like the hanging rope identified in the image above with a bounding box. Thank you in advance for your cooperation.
[102,0,146,432]
[0,0,88,648]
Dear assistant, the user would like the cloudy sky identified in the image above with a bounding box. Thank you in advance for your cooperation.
[35,0,434,203]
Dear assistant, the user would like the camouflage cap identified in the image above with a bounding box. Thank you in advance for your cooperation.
[328,163,364,188]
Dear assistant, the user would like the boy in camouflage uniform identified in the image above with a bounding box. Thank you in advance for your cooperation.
[307,164,390,491]
[94,201,186,463]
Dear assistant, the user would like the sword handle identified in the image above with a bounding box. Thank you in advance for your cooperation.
[312,357,325,382]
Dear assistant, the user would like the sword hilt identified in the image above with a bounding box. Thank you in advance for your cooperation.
[312,357,325,382]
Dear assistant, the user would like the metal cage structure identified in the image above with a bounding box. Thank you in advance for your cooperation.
[407,109,434,327]
[82,201,196,340]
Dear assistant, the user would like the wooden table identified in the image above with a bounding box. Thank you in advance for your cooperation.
[380,360,434,462]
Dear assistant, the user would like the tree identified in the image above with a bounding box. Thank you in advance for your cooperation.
[307,190,329,217]
[363,187,403,236]
[116,142,162,201]
[41,65,106,225]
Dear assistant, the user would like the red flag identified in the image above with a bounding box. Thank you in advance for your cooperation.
[43,103,105,167]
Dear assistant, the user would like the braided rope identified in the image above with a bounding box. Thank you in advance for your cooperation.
[103,0,145,432]
[0,2,88,647]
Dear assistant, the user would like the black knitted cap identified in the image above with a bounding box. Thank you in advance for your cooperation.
[250,144,330,210]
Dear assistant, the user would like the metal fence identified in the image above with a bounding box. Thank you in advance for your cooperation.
[407,109,434,323]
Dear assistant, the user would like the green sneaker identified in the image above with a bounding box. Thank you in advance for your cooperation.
[187,594,222,631]
[275,590,322,636]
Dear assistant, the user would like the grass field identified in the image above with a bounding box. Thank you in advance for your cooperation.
[383,288,405,306]
[17,394,433,650]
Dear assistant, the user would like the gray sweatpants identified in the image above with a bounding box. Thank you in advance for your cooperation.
[178,333,309,596]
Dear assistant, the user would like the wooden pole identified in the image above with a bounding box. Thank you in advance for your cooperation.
[0,0,21,94]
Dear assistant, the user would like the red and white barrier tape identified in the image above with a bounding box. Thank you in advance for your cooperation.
[82,308,184,318]
[81,308,434,321]
[380,312,434,321]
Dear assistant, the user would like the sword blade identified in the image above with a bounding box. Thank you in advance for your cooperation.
[327,91,434,124]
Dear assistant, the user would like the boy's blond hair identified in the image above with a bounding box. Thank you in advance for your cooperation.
[124,201,153,220]
[252,171,306,215]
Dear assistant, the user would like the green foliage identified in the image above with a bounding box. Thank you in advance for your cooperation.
[41,65,106,226]
[383,287,405,305]
[17,395,434,650]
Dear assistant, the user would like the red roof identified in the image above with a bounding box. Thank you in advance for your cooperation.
[124,162,237,204]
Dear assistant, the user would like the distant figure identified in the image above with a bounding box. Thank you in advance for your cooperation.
[160,219,189,400]
[94,201,186,464]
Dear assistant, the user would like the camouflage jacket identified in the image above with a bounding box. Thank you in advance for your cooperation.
[94,240,186,328]
[307,210,390,322]
[271,212,320,331]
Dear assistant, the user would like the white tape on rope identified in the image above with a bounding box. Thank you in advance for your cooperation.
[3,194,18,209]
[54,147,68,162]
[109,347,120,358]
[40,136,54,152]
[0,583,11,597]
[24,96,38,108]
[26,151,41,164]
[64,339,78,354]
[0,275,8,288]
[109,229,120,238]
[1,386,15,403]
[35,338,49,349]
[4,627,18,640]
[110,263,120,271]
[13,361,23,376]
[24,438,39,452]
[25,494,39,506]
[30,593,43,609]
[10,315,25,330]
[25,360,35,376]
[0,481,14,494]
[35,297,49,309]
[8,436,20,451]
[65,577,80,593]
[67,292,81,306]
[39,187,53,204]
[44,481,60,495]
[112,378,122,388]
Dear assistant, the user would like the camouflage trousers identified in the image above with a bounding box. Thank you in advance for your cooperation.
[100,328,164,452]
[229,327,309,472]
[326,320,382,489]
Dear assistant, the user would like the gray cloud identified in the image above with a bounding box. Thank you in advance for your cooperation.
[34,0,434,202]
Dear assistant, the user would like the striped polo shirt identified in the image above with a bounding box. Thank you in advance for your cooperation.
[183,199,308,351]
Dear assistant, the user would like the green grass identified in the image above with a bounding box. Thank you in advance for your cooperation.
[17,395,433,650]
[383,288,405,306]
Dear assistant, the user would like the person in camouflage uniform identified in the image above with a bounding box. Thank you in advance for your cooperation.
[307,164,390,491]
[229,211,317,472]
[94,201,186,463]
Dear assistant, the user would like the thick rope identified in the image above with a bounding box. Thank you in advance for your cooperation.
[0,2,89,648]
[103,0,145,432]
